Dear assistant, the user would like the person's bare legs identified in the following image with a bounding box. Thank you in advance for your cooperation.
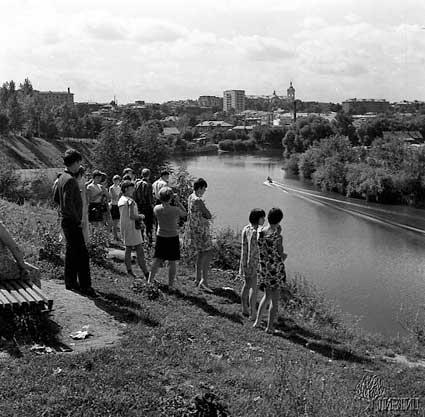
[125,246,134,275]
[148,258,161,283]
[199,249,213,290]
[112,219,120,241]
[195,252,203,285]
[135,244,149,277]
[266,288,279,333]
[241,275,251,316]
[253,289,270,328]
[249,275,258,320]
[168,261,176,288]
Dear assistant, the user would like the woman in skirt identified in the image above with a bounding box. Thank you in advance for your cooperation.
[148,187,186,288]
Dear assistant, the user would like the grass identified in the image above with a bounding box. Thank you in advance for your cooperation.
[0,199,425,416]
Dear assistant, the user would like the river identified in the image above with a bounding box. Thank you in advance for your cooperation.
[172,153,425,337]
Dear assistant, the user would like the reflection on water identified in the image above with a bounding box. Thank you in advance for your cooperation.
[173,154,425,337]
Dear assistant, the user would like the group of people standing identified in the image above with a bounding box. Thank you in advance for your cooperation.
[53,148,287,332]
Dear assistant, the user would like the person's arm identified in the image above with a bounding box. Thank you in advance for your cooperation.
[195,199,212,219]
[0,222,26,269]
[239,228,248,275]
[64,180,82,226]
[128,200,144,220]
[173,195,187,217]
[276,234,287,261]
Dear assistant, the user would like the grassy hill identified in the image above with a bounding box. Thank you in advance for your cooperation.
[0,200,424,416]
[0,134,97,168]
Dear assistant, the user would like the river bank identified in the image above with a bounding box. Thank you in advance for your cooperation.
[1,198,425,416]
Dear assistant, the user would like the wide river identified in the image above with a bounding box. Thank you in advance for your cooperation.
[173,153,425,337]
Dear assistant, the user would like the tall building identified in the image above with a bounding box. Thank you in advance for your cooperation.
[198,95,222,108]
[223,90,245,113]
[342,98,389,114]
[34,87,74,107]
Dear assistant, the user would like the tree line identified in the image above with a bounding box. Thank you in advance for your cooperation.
[282,114,425,206]
[0,78,102,139]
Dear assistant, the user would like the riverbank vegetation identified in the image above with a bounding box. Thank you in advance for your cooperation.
[282,114,425,207]
[1,198,425,416]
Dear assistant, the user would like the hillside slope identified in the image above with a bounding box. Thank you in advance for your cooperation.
[0,134,97,168]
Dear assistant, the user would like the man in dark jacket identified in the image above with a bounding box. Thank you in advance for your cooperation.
[54,149,95,297]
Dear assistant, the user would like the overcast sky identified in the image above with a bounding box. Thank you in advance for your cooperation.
[1,0,424,103]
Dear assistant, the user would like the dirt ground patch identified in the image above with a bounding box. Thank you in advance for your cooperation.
[42,280,125,353]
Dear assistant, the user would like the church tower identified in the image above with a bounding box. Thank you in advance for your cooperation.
[287,81,295,101]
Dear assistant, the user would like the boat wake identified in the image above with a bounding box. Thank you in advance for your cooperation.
[263,180,425,236]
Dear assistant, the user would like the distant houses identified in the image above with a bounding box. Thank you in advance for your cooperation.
[195,121,233,132]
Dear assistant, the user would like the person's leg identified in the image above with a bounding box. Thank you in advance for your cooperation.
[241,275,251,316]
[249,274,258,320]
[143,209,153,245]
[135,244,149,277]
[75,226,92,290]
[195,252,203,285]
[148,258,161,283]
[112,219,119,240]
[198,249,213,291]
[124,246,134,275]
[253,289,270,328]
[168,261,176,288]
[200,249,213,286]
[266,288,279,333]
[61,224,79,290]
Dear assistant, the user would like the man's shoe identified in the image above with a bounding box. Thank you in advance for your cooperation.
[65,284,81,292]
[80,287,98,298]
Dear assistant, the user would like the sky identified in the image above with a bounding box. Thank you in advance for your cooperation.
[1,0,425,104]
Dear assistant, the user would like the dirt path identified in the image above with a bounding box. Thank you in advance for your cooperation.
[42,280,125,353]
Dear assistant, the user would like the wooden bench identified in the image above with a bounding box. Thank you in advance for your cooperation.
[0,280,53,311]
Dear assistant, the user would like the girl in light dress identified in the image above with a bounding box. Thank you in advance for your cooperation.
[118,180,149,279]
[239,208,265,320]
[253,208,288,334]
[185,178,214,293]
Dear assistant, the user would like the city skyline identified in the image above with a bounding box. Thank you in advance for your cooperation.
[1,0,425,104]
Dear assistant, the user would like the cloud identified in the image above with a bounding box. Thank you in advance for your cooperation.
[235,35,296,62]
[85,21,127,41]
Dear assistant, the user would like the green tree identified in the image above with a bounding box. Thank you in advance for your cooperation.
[0,113,9,133]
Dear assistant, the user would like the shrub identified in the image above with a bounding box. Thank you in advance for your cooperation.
[87,228,109,266]
[37,223,63,265]
[212,227,241,271]
[218,139,234,152]
[285,153,300,176]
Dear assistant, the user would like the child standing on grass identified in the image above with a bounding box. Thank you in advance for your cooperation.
[118,180,149,280]
[149,187,186,289]
[239,208,265,320]
[253,207,288,334]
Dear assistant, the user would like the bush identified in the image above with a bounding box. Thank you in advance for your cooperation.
[87,228,109,266]
[298,148,319,179]
[212,227,241,271]
[284,153,300,176]
[218,139,234,152]
[37,222,63,265]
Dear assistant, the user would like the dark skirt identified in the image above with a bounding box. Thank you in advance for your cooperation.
[88,202,106,222]
[154,235,180,261]
[110,204,120,220]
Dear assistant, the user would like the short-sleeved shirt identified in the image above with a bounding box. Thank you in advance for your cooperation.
[152,179,168,200]
[154,204,181,237]
[109,184,121,205]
